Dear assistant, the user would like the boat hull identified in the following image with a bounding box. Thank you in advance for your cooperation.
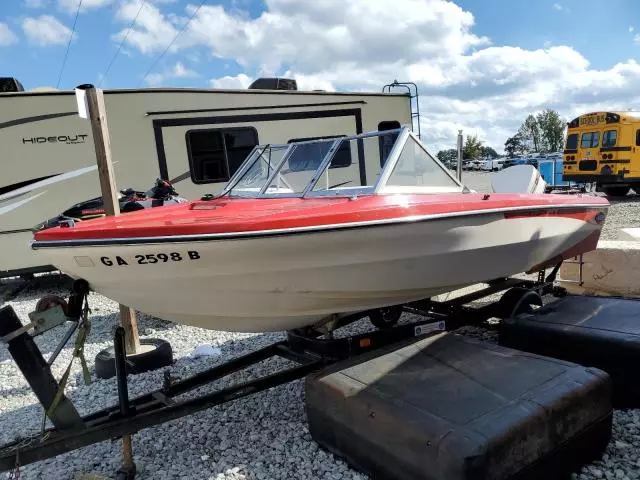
[34,210,604,332]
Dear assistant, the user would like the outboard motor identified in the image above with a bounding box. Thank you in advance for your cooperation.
[491,164,547,194]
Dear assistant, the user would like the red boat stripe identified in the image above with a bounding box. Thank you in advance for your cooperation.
[503,209,600,222]
[32,193,610,243]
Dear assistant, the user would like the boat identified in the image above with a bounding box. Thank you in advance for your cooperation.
[31,127,609,333]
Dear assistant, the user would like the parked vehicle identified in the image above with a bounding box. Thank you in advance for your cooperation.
[480,159,505,172]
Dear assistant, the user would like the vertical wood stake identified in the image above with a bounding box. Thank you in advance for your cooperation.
[81,84,140,355]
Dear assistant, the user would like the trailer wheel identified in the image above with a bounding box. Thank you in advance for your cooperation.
[369,305,403,329]
[497,287,543,319]
[95,337,173,379]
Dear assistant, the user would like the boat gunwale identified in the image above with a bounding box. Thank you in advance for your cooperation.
[31,202,608,249]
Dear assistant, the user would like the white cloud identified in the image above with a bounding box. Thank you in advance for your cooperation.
[113,1,179,55]
[209,73,253,89]
[21,15,73,46]
[553,3,563,10]
[145,61,198,85]
[0,23,18,46]
[283,72,335,91]
[635,34,640,45]
[58,0,114,13]
[58,0,171,10]
[629,26,634,33]
[114,0,640,153]
[172,62,197,78]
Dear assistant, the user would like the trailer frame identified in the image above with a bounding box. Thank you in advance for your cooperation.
[0,270,562,478]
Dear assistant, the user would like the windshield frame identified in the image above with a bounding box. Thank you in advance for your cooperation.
[218,126,464,199]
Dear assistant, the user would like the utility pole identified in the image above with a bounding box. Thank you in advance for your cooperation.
[75,83,141,356]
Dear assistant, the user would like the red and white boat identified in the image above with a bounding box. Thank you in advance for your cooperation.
[31,128,609,332]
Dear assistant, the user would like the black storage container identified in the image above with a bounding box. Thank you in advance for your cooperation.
[499,295,640,408]
[305,332,612,480]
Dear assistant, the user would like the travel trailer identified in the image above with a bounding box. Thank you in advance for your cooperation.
[0,77,415,277]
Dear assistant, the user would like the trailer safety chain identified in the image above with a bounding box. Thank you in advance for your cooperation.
[5,430,53,480]
[42,297,92,434]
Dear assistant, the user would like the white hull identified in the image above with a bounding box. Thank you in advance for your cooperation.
[34,212,601,332]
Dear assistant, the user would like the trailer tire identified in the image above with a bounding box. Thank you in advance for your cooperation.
[369,305,403,329]
[497,287,543,319]
[95,337,173,379]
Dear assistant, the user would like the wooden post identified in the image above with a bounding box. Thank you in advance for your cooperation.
[77,84,140,355]
[456,129,463,181]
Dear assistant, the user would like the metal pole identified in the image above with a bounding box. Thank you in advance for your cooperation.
[114,326,137,478]
[114,327,130,416]
[456,130,463,181]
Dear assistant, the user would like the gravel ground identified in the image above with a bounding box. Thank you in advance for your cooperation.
[1,174,639,479]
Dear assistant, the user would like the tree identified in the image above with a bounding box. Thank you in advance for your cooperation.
[518,115,541,153]
[463,134,483,159]
[536,109,565,152]
[504,134,525,158]
[480,146,498,159]
[436,148,458,164]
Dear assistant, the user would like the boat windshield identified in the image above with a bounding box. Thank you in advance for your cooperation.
[223,127,464,198]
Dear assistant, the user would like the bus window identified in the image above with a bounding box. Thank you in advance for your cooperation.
[636,129,640,146]
[580,132,600,148]
[566,133,578,149]
[602,130,617,148]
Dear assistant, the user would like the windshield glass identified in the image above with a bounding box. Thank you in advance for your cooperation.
[379,135,462,193]
[229,145,289,195]
[263,138,340,194]
[310,135,392,194]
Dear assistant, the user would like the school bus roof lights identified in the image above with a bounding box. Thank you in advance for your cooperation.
[568,112,621,129]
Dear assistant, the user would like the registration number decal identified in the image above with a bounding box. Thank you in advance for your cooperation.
[100,251,201,266]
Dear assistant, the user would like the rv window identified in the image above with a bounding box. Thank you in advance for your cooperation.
[378,121,401,166]
[187,127,259,183]
[286,135,352,171]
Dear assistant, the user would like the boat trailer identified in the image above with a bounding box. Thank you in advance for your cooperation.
[0,267,564,479]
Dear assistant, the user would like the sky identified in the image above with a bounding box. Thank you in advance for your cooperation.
[1,0,640,154]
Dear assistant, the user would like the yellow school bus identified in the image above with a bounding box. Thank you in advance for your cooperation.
[562,111,640,196]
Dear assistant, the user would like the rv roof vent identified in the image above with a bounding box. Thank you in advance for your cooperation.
[0,77,25,93]
[248,77,297,91]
